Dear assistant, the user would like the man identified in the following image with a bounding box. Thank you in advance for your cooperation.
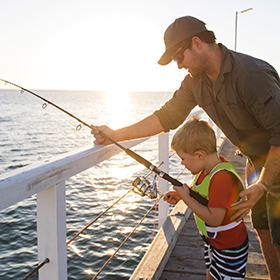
[91,16,280,279]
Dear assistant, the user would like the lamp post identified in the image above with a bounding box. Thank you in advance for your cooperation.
[234,8,253,51]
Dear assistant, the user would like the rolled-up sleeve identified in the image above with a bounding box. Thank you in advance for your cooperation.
[244,69,280,147]
[154,78,197,132]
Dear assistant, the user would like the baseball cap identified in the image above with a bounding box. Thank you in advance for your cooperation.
[158,16,207,65]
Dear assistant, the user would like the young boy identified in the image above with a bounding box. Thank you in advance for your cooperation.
[164,116,248,280]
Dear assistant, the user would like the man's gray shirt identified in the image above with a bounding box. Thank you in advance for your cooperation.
[155,43,280,163]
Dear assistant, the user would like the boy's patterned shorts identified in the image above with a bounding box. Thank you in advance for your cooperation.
[204,236,248,280]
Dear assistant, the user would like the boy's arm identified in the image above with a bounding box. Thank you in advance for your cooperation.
[174,184,226,226]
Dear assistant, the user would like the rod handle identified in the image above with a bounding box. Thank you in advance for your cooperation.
[162,173,208,206]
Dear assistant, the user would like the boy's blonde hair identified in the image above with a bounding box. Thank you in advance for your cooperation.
[171,115,217,155]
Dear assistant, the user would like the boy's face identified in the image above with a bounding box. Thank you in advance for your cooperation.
[176,148,204,175]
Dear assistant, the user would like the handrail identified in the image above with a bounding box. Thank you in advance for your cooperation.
[0,139,146,212]
[0,107,221,280]
[0,138,148,280]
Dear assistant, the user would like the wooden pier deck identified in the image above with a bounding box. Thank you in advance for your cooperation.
[130,136,269,280]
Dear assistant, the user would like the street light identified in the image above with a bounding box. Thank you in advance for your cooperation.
[234,8,253,51]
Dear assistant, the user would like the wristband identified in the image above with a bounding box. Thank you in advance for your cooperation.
[256,181,270,193]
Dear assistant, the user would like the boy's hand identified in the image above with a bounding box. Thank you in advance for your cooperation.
[173,183,190,199]
[163,190,181,205]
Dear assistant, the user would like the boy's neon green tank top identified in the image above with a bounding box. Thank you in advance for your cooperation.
[192,162,244,238]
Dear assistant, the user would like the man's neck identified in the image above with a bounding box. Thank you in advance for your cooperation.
[204,44,222,85]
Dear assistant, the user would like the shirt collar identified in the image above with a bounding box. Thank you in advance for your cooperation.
[218,43,233,82]
[200,43,233,86]
[201,44,233,98]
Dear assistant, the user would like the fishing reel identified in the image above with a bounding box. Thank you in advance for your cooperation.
[132,174,158,199]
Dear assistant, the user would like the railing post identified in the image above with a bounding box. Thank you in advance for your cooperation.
[37,181,67,280]
[158,133,170,228]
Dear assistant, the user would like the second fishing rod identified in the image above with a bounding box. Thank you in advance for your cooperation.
[1,78,208,206]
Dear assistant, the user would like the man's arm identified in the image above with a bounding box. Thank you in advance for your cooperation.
[91,113,165,145]
[231,145,280,221]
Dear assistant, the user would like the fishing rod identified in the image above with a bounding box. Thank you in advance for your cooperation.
[1,78,208,206]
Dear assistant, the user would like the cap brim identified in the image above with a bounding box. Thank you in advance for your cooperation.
[158,54,172,65]
[158,45,178,65]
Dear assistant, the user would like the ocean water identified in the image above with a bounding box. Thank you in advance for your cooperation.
[0,88,201,279]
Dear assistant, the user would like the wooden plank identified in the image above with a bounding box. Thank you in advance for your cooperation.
[160,272,205,280]
[163,257,206,275]
[129,201,192,280]
[159,214,205,279]
[246,264,269,279]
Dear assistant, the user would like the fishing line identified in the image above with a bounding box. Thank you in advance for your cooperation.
[100,233,152,279]
[21,258,50,280]
[91,199,159,280]
[21,89,89,138]
[67,162,165,245]
[1,79,208,206]
[94,194,166,279]
[67,188,133,245]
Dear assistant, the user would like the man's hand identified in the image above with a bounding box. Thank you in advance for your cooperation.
[230,183,265,221]
[91,125,115,145]
[91,114,164,146]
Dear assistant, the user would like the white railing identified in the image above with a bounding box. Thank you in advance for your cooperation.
[0,107,219,279]
[0,135,171,280]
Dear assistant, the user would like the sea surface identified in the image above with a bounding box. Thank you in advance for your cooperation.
[0,88,207,279]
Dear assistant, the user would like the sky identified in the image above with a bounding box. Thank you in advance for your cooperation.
[1,0,280,93]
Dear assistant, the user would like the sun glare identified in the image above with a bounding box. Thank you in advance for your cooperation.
[85,269,94,275]
[68,244,82,257]
[104,89,131,129]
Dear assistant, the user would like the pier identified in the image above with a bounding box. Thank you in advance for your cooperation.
[0,126,270,279]
[130,136,269,280]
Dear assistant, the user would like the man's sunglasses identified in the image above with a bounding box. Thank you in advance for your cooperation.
[172,43,191,63]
